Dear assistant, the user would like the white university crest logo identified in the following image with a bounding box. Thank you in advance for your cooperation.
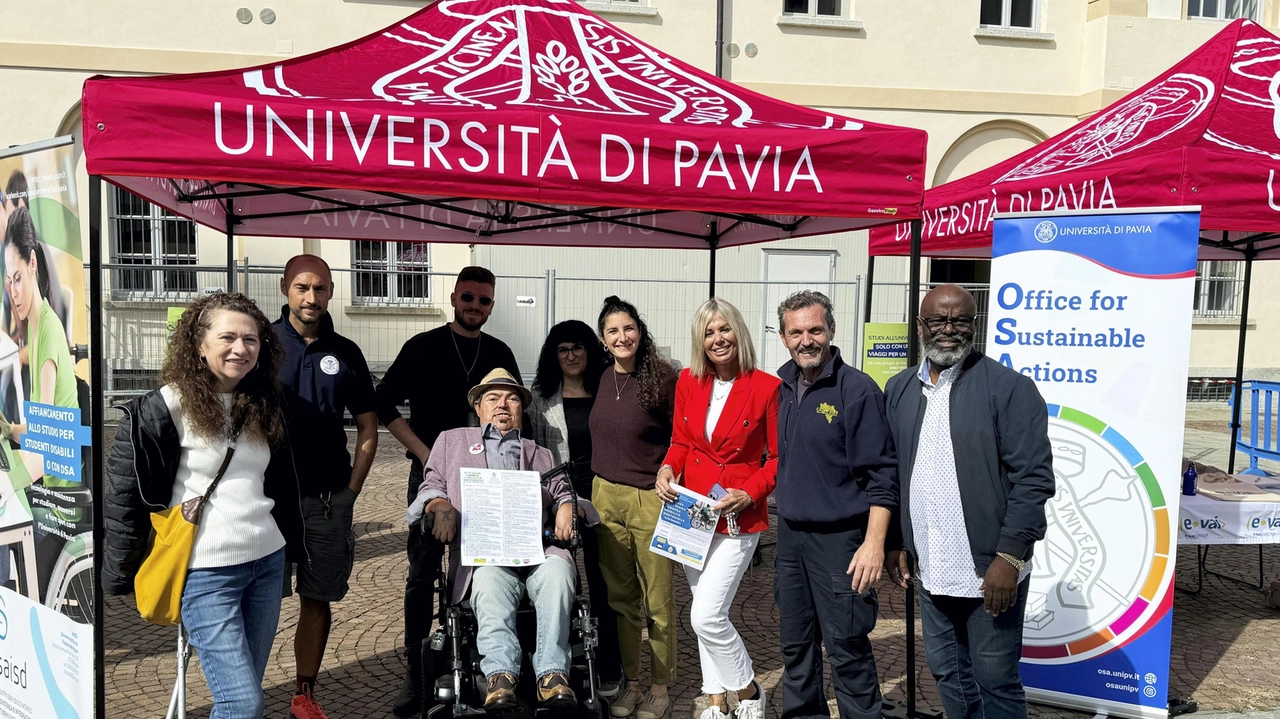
[995,73,1215,184]
[1034,221,1058,243]
[320,356,340,376]
[239,0,864,132]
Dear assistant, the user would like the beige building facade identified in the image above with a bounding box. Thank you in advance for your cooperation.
[0,0,1273,387]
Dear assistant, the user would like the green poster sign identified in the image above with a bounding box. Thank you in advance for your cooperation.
[167,306,187,334]
[862,323,909,389]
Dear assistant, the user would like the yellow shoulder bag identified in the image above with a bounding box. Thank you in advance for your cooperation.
[135,430,239,625]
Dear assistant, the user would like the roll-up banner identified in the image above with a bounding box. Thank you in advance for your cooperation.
[861,322,909,390]
[988,207,1199,719]
[0,137,94,719]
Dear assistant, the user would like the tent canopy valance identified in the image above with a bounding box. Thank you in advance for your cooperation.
[869,19,1280,260]
[82,0,926,250]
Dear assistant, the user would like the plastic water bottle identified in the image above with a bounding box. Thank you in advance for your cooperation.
[1182,465,1198,496]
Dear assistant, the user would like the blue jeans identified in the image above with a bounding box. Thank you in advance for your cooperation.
[181,548,287,719]
[918,579,1030,719]
[470,555,576,680]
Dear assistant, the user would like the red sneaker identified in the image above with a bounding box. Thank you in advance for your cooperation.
[290,692,331,719]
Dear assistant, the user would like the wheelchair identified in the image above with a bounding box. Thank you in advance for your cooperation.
[419,462,611,719]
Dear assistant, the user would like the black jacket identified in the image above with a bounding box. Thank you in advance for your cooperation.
[776,347,898,523]
[103,388,306,596]
[884,351,1054,576]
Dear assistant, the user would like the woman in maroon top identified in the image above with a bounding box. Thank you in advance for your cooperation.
[589,296,678,719]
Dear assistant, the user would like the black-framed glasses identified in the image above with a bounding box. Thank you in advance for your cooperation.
[920,315,975,333]
[556,343,586,358]
[459,292,493,306]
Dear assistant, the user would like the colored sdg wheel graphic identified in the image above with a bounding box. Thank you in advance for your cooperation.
[1022,405,1173,664]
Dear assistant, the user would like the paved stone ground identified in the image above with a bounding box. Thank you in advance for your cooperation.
[105,405,1280,718]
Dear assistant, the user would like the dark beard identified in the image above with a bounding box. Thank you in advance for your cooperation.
[290,306,321,325]
[454,314,485,332]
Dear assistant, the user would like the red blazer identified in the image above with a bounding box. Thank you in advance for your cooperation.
[663,368,781,534]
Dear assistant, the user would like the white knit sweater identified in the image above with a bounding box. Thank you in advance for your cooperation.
[161,386,286,569]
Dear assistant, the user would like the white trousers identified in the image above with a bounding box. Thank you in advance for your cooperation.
[683,532,761,695]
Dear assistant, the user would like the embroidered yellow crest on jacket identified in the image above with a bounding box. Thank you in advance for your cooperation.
[816,402,838,424]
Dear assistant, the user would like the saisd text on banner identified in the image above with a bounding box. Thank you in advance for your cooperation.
[989,207,1199,719]
[0,137,94,719]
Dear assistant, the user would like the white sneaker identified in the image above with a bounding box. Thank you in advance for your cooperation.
[735,682,765,719]
[699,706,730,719]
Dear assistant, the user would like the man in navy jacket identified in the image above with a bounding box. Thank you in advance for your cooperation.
[773,290,898,719]
[884,284,1054,719]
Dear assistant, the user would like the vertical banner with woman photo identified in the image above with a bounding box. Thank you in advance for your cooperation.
[0,137,94,719]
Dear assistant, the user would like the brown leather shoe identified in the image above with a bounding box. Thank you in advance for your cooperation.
[537,672,577,708]
[484,672,519,711]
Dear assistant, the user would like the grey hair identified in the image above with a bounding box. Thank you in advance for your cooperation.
[776,290,835,335]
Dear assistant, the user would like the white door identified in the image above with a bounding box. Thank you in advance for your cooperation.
[762,251,835,374]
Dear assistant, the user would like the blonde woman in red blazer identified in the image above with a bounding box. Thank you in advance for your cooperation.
[656,298,779,719]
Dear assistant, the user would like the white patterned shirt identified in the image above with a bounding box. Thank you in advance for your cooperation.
[909,360,1029,598]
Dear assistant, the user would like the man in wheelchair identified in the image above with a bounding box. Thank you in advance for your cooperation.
[407,368,581,713]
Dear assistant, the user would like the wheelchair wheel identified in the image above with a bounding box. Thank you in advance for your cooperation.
[44,533,93,624]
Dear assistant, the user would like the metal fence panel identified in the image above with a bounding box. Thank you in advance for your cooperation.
[548,277,861,373]
[91,264,552,405]
[870,282,992,356]
[91,261,1235,409]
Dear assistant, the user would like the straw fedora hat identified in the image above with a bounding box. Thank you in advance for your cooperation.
[467,368,533,407]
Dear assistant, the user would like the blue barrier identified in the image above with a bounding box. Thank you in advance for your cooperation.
[1228,380,1280,476]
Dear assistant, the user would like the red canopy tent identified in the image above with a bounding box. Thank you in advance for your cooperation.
[869,19,1280,260]
[79,2,927,713]
[866,18,1280,475]
[83,0,925,260]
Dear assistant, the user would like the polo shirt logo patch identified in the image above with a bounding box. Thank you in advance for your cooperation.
[319,356,340,375]
[816,402,838,424]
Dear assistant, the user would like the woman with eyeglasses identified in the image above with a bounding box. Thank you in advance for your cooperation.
[590,297,679,719]
[655,298,779,719]
[528,320,623,695]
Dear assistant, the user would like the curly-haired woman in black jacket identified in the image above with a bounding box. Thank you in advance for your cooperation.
[104,293,303,719]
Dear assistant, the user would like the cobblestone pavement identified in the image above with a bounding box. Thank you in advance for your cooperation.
[106,417,1280,719]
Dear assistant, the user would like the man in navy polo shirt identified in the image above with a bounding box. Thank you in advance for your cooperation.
[274,254,379,719]
[773,290,898,719]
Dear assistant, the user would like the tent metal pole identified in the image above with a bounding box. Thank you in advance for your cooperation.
[1228,250,1254,474]
[708,220,720,298]
[863,256,876,324]
[907,220,922,365]
[226,203,237,293]
[905,218,922,718]
[715,0,725,79]
[89,174,106,719]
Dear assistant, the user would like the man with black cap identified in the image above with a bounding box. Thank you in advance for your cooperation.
[407,368,580,711]
[377,265,522,716]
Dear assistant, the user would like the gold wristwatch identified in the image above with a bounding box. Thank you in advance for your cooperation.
[997,552,1026,571]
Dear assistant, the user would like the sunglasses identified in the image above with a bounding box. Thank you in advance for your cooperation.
[459,292,493,307]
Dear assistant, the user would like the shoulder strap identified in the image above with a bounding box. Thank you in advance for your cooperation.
[197,420,245,506]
